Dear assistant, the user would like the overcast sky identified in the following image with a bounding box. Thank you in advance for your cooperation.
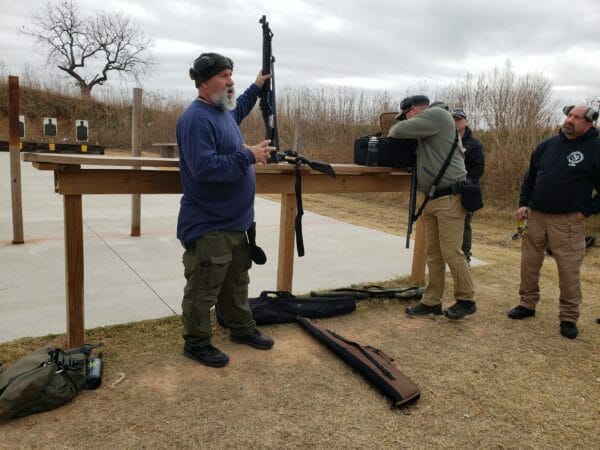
[1,0,600,106]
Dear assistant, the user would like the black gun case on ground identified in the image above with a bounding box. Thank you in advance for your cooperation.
[216,290,356,326]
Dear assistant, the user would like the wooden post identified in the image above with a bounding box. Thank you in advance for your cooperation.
[64,194,85,347]
[274,122,303,291]
[277,193,296,292]
[131,87,142,236]
[409,217,427,285]
[8,76,24,244]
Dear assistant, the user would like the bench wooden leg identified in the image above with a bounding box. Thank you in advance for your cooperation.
[410,217,426,285]
[277,193,296,292]
[64,194,85,347]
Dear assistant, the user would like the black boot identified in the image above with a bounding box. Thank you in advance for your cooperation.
[230,329,274,350]
[183,343,229,367]
[444,299,476,320]
[507,305,535,320]
[560,321,578,339]
[405,302,442,316]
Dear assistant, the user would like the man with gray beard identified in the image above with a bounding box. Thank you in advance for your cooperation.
[176,52,275,367]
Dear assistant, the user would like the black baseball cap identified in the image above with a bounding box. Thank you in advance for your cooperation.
[397,95,430,119]
[451,109,467,120]
[430,101,449,110]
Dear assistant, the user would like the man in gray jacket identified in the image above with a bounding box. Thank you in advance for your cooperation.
[389,95,476,320]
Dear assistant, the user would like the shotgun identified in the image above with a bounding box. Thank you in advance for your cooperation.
[259,15,334,174]
[406,168,418,248]
[257,15,336,257]
[259,15,279,163]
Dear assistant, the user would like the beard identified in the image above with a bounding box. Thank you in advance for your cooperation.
[211,86,236,111]
[561,123,575,138]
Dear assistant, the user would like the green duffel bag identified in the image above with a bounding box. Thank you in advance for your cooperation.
[0,344,97,421]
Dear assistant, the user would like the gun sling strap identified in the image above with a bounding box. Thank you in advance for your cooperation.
[293,160,305,256]
[297,317,420,408]
[283,152,335,257]
[412,132,459,222]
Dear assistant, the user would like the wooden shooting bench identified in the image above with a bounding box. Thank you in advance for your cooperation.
[22,153,426,347]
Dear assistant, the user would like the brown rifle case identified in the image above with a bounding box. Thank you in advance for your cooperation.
[379,111,399,135]
[297,317,420,408]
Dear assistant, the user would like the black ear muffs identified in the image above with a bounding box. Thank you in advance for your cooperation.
[586,107,599,122]
[193,55,215,73]
[189,55,215,81]
[563,105,599,121]
[563,105,574,116]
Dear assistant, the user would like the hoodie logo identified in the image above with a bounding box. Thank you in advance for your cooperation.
[567,151,583,167]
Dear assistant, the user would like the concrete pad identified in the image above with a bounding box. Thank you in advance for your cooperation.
[0,152,482,343]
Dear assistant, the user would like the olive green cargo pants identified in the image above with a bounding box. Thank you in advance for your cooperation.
[181,230,255,348]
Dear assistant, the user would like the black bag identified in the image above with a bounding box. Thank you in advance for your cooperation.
[354,136,417,168]
[458,180,484,212]
[216,291,356,326]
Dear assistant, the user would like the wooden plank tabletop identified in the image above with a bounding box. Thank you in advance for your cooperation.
[22,152,410,176]
[22,152,180,167]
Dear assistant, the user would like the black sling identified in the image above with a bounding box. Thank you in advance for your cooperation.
[412,132,460,222]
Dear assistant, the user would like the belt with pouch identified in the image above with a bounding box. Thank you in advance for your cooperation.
[432,183,461,199]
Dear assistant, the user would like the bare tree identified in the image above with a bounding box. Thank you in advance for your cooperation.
[21,0,155,97]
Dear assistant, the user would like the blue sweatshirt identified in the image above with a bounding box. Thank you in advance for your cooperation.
[176,84,261,244]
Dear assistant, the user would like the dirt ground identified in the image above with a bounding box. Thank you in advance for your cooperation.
[1,194,599,449]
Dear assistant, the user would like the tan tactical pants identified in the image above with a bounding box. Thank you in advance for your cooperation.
[181,230,255,347]
[422,194,475,305]
[519,210,585,323]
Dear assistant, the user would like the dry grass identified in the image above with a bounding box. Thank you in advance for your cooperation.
[1,67,598,447]
[1,195,599,449]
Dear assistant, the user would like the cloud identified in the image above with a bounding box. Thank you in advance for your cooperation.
[2,0,599,103]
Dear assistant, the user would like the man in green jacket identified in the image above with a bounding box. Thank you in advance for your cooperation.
[389,95,476,320]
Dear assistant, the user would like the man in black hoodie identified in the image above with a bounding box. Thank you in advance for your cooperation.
[452,109,485,264]
[508,105,600,339]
